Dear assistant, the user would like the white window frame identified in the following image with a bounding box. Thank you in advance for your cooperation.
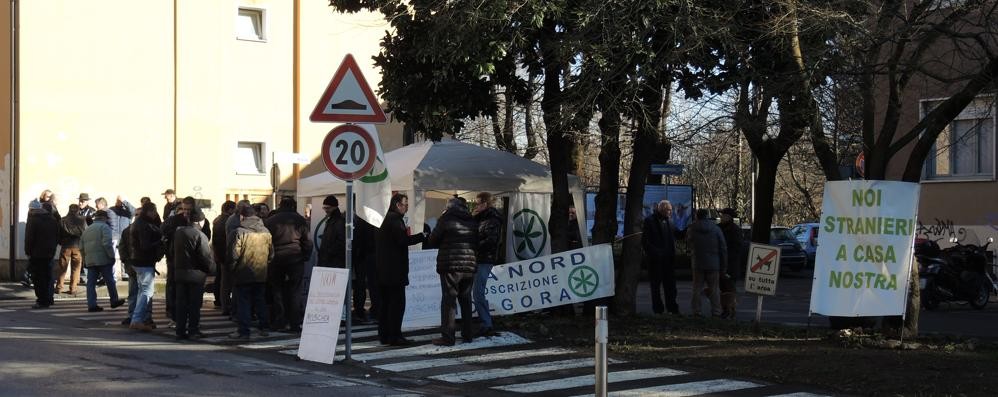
[235,141,267,175]
[236,6,267,42]
[920,95,996,183]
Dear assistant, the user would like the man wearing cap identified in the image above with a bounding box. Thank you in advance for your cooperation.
[162,189,179,220]
[317,195,346,268]
[80,210,126,312]
[78,193,96,226]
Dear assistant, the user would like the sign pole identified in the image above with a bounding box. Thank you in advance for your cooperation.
[755,295,763,324]
[344,180,354,361]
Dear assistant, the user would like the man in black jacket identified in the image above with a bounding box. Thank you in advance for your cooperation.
[317,195,345,268]
[56,204,87,295]
[211,200,236,312]
[264,197,313,332]
[25,202,60,309]
[172,210,215,340]
[352,214,378,324]
[472,192,502,336]
[427,198,479,346]
[128,203,163,331]
[375,193,426,346]
[643,200,682,315]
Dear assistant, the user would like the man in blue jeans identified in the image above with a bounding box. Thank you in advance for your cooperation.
[472,192,503,337]
[228,205,274,339]
[80,211,125,312]
[128,203,163,331]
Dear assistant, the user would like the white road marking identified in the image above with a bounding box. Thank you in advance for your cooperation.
[570,379,763,397]
[430,358,610,383]
[766,393,833,397]
[493,368,688,393]
[351,333,531,362]
[374,347,575,372]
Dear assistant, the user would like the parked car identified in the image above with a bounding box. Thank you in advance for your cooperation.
[740,226,809,272]
[791,222,820,266]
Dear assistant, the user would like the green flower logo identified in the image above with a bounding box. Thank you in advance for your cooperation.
[359,154,388,183]
[568,266,599,297]
[512,208,547,260]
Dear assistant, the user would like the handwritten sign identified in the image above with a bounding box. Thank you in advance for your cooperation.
[298,267,349,364]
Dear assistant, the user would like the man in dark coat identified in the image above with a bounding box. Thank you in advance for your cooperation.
[264,197,313,332]
[211,200,237,312]
[643,200,682,315]
[222,200,251,316]
[427,198,479,346]
[78,193,97,226]
[25,201,60,309]
[57,204,87,295]
[686,209,727,317]
[172,210,215,340]
[317,195,345,268]
[228,205,274,339]
[162,196,210,324]
[375,193,426,346]
[128,203,163,331]
[717,208,742,319]
[472,192,502,336]
[162,189,179,220]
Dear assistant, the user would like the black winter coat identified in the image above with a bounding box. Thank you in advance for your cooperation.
[317,209,345,268]
[211,213,230,265]
[58,214,87,248]
[642,212,678,259]
[129,218,163,267]
[375,209,425,286]
[172,225,216,284]
[427,207,478,274]
[474,207,502,264]
[25,210,60,259]
[352,215,376,271]
[265,208,313,266]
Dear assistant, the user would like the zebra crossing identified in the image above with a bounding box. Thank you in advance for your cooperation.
[1,296,841,396]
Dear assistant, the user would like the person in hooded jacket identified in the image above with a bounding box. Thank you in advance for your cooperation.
[264,197,312,332]
[80,210,126,312]
[686,208,728,317]
[426,198,479,346]
[228,205,274,339]
[375,193,426,346]
[172,210,215,340]
[25,201,60,309]
[57,204,87,295]
[128,203,163,331]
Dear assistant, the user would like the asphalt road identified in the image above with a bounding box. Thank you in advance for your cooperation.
[634,268,998,338]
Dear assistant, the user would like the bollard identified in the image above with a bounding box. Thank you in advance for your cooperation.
[595,306,608,397]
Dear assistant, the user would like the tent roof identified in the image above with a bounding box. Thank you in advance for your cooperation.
[297,140,570,197]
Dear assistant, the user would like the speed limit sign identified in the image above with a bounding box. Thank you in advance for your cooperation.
[321,124,377,180]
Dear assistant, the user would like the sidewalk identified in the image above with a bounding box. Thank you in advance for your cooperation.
[0,279,166,301]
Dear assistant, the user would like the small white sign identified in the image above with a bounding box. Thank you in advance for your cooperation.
[298,267,350,364]
[274,151,311,164]
[745,243,781,296]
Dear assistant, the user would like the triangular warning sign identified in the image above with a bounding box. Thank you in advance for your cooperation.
[310,54,387,123]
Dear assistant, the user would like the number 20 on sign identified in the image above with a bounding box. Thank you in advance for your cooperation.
[321,124,377,180]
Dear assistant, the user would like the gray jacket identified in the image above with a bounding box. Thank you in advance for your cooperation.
[686,219,728,273]
[81,221,115,267]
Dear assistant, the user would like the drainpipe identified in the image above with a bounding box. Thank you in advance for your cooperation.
[9,0,19,281]
[292,0,300,195]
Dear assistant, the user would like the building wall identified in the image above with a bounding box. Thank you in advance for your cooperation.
[1,1,12,261]
[1,0,395,266]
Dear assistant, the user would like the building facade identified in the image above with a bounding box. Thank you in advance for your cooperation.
[1,0,404,278]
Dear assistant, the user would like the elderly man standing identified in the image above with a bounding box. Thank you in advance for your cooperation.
[80,210,126,312]
[642,200,682,315]
[427,198,479,346]
[686,208,728,317]
[375,193,426,346]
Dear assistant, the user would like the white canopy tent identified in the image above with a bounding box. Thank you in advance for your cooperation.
[298,139,587,249]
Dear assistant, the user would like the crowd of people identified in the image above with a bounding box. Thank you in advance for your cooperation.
[22,187,506,346]
[643,201,742,319]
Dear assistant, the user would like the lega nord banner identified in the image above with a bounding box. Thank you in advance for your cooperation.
[506,193,552,261]
[402,244,615,329]
[809,180,920,317]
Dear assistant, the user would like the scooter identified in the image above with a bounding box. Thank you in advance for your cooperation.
[918,236,995,310]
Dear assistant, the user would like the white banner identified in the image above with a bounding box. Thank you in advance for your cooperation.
[506,192,552,261]
[355,124,391,228]
[299,267,350,364]
[402,244,615,329]
[809,180,920,317]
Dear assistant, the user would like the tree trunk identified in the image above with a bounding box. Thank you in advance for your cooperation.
[523,72,539,160]
[750,154,779,244]
[613,75,665,316]
[593,108,621,246]
[540,18,573,255]
[502,91,518,153]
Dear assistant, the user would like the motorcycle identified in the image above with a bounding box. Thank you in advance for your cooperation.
[917,232,995,310]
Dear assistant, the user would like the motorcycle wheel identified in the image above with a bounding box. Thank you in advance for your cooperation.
[970,278,990,310]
